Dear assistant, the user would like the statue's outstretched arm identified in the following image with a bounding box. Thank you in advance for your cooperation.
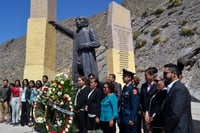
[49,21,74,39]
[79,28,101,50]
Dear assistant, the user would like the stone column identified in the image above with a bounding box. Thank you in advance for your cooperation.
[107,1,136,84]
[24,0,56,80]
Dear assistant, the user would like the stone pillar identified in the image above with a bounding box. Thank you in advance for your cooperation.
[24,0,56,80]
[107,1,135,84]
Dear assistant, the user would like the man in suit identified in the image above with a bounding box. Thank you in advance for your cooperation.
[108,74,122,106]
[162,63,193,133]
[140,67,158,132]
[119,69,140,133]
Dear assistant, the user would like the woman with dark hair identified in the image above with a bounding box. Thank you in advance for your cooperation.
[148,73,167,133]
[32,80,42,128]
[28,80,35,126]
[20,79,30,126]
[74,76,91,133]
[85,78,103,132]
[10,80,21,125]
[100,82,118,133]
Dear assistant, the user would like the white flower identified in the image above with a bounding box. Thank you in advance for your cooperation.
[69,105,72,109]
[65,128,68,132]
[68,97,71,101]
[69,120,72,124]
[67,124,70,128]
[60,101,64,106]
[60,81,64,85]
[64,94,68,97]
[58,91,62,96]
[70,102,72,105]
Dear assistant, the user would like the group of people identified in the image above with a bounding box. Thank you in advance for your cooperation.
[0,75,49,127]
[0,63,193,133]
[74,63,193,133]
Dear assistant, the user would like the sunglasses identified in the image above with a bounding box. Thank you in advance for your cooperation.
[154,79,162,83]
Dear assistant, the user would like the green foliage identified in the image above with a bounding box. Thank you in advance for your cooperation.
[178,10,184,15]
[35,103,45,117]
[168,0,182,8]
[135,39,147,49]
[141,8,150,18]
[180,26,197,36]
[133,30,142,40]
[179,19,189,26]
[153,37,161,45]
[168,10,176,15]
[152,8,165,15]
[151,28,160,37]
[144,30,149,35]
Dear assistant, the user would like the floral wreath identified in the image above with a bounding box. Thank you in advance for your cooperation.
[33,100,46,124]
[33,76,76,133]
[45,94,74,133]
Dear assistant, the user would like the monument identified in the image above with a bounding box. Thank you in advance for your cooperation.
[24,0,57,80]
[49,17,101,85]
[107,1,136,84]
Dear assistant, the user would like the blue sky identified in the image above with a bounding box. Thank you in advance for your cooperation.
[0,0,123,44]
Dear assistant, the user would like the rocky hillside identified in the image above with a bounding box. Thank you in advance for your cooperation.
[0,0,199,100]
[0,0,165,83]
[132,0,200,99]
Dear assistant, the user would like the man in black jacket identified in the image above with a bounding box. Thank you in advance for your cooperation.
[140,67,158,132]
[162,63,193,133]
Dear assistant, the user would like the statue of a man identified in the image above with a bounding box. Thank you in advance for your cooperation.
[49,16,100,84]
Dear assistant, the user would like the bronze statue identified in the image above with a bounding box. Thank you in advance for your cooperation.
[49,16,100,85]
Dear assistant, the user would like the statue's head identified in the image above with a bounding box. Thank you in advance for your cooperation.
[75,16,89,28]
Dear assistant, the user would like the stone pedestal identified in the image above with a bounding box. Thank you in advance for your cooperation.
[24,0,56,80]
[107,2,136,84]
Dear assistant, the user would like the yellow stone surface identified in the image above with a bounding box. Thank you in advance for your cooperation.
[24,0,56,81]
[107,2,136,85]
[107,49,135,84]
[24,18,56,80]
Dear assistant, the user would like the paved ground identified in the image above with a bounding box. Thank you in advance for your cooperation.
[0,123,37,133]
[0,101,199,133]
[191,102,200,133]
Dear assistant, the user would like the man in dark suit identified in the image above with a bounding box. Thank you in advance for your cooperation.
[140,67,158,132]
[108,74,122,106]
[119,69,140,133]
[162,63,193,133]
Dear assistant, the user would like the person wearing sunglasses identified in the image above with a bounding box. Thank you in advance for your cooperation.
[148,73,167,133]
